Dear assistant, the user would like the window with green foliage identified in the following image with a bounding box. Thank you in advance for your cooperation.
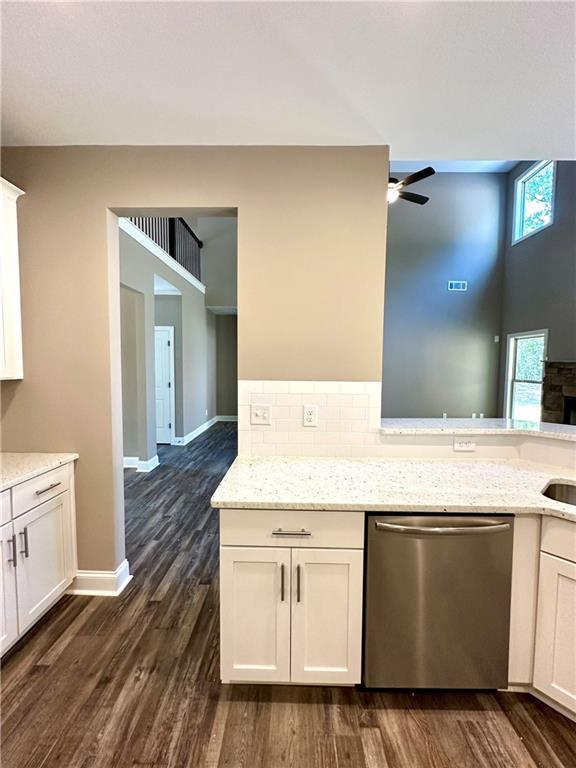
[513,161,555,243]
[506,332,547,422]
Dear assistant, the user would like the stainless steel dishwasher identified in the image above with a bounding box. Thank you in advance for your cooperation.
[364,514,514,689]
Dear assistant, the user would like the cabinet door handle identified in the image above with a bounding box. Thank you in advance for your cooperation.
[280,563,285,602]
[272,528,311,537]
[35,482,61,497]
[19,528,29,558]
[296,564,301,603]
[7,535,17,567]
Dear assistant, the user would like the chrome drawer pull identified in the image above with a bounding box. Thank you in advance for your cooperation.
[19,527,29,558]
[296,565,301,603]
[7,535,17,567]
[280,563,285,602]
[35,482,62,497]
[271,528,312,537]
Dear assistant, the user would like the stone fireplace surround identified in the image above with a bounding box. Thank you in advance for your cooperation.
[542,362,576,424]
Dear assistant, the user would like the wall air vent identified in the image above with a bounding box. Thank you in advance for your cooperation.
[448,280,468,292]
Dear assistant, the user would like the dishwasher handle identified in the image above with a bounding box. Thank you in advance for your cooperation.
[374,519,511,536]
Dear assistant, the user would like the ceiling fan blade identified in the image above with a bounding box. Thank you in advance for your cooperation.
[399,190,430,205]
[397,166,436,189]
[389,176,399,185]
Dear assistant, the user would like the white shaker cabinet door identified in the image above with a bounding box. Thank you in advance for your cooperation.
[533,552,576,714]
[291,548,363,685]
[14,492,72,634]
[0,521,19,654]
[220,547,291,683]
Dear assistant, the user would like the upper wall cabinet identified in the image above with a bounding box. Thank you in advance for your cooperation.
[0,178,25,380]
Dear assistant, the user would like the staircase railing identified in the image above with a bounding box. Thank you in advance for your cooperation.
[128,217,203,282]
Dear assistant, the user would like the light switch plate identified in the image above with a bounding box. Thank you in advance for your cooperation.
[303,404,318,427]
[453,438,476,452]
[251,404,271,425]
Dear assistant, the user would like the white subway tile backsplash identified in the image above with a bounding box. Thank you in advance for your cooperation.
[276,393,303,406]
[271,405,291,419]
[250,392,276,405]
[238,380,382,458]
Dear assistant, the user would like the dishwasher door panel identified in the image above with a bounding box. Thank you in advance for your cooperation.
[363,515,514,689]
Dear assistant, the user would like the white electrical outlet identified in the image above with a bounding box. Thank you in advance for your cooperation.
[453,439,476,452]
[303,404,318,427]
[251,404,271,425]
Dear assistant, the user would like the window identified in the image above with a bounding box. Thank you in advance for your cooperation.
[506,331,547,422]
[513,161,555,243]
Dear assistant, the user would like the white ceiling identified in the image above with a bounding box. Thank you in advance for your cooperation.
[390,161,518,175]
[2,2,574,158]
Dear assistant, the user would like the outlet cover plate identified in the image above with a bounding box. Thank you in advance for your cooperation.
[303,404,319,427]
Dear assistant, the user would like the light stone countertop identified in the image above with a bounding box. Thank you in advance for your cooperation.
[380,418,576,442]
[211,456,576,522]
[1,452,79,492]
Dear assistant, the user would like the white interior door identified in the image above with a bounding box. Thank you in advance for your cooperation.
[154,326,174,445]
[0,521,19,654]
[220,546,291,683]
[291,548,363,685]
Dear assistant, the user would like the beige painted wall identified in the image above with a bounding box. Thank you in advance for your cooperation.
[0,146,389,572]
[216,315,238,416]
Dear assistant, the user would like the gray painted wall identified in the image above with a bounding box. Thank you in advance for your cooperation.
[216,315,238,416]
[120,286,147,458]
[154,295,184,435]
[197,217,238,309]
[382,173,506,417]
[499,160,576,408]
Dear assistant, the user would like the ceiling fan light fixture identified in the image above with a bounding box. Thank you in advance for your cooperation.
[387,185,400,203]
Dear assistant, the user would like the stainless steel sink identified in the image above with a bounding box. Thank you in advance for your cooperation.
[542,483,576,505]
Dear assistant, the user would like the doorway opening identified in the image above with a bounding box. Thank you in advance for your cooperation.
[117,210,238,473]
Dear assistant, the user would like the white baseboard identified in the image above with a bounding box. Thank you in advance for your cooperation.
[171,415,236,446]
[68,558,133,597]
[123,455,160,472]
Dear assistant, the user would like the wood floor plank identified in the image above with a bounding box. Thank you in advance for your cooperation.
[2,423,575,768]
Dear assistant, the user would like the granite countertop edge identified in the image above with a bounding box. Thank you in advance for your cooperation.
[211,457,576,523]
[1,453,79,492]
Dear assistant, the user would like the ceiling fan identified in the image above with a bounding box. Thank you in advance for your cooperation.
[388,166,436,205]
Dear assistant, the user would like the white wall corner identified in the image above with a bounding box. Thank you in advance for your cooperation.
[68,558,133,597]
[124,455,159,472]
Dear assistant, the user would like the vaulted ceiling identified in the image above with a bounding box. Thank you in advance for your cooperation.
[2,2,574,158]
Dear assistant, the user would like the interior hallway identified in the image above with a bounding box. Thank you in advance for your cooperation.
[1,423,575,768]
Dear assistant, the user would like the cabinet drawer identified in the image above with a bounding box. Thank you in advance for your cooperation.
[220,508,364,549]
[541,517,576,563]
[12,466,70,519]
[1,490,11,526]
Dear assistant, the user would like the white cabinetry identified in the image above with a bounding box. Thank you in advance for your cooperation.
[0,521,19,653]
[219,509,364,685]
[13,493,74,633]
[533,517,576,715]
[291,547,363,684]
[0,177,25,380]
[220,547,291,682]
[0,463,77,656]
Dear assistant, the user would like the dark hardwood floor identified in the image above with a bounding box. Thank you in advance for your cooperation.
[1,422,575,767]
